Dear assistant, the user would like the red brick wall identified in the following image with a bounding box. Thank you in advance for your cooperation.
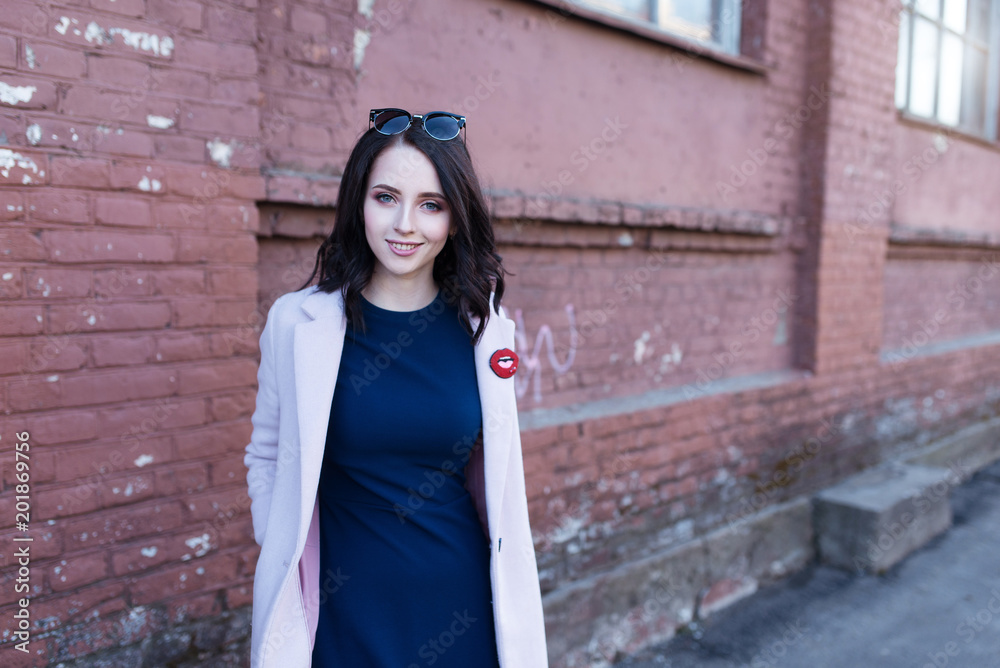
[0,0,269,664]
[3,0,1000,665]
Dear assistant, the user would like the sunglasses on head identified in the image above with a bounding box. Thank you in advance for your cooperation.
[369,108,466,141]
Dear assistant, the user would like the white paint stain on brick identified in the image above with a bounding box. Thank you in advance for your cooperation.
[134,454,154,467]
[185,533,212,557]
[25,45,36,69]
[0,149,41,179]
[140,546,158,558]
[2,273,12,281]
[26,123,41,145]
[207,138,236,168]
[80,20,174,57]
[54,17,74,35]
[146,114,175,129]
[0,82,37,106]
[617,232,634,246]
[633,330,651,364]
[354,28,371,70]
[138,176,161,192]
[46,375,58,382]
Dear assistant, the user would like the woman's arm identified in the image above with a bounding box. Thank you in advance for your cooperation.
[243,301,282,547]
[464,428,489,541]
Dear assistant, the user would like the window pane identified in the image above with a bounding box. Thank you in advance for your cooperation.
[896,10,911,109]
[910,16,940,117]
[938,32,964,125]
[942,0,967,32]
[658,0,714,41]
[960,43,987,132]
[915,0,941,18]
[966,0,990,42]
[584,0,652,21]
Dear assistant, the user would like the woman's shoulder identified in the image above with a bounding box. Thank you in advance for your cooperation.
[264,284,335,326]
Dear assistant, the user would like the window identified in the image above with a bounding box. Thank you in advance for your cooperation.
[569,0,743,54]
[895,0,1000,141]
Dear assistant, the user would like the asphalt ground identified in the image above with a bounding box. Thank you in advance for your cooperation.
[613,458,1000,668]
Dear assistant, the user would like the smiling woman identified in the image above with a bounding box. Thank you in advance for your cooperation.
[243,109,549,668]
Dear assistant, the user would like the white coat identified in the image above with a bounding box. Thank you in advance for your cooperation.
[243,284,549,667]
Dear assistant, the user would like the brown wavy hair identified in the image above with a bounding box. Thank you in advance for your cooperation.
[297,122,507,346]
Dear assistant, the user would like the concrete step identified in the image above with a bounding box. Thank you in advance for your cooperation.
[812,461,961,574]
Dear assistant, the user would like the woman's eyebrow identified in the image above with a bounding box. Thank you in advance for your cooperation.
[371,183,446,199]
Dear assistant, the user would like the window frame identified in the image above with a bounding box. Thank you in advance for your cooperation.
[529,0,769,75]
[894,0,1000,142]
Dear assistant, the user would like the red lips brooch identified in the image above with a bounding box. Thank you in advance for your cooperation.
[489,348,518,379]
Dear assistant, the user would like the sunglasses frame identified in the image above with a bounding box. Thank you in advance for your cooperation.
[369,108,467,141]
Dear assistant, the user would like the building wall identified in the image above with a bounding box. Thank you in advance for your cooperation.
[1,0,999,666]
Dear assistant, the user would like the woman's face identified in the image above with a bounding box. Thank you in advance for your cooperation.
[363,143,454,293]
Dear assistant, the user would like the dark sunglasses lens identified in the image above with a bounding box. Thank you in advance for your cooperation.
[423,114,461,140]
[374,110,410,135]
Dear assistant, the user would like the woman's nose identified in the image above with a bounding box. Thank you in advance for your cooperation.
[394,207,415,233]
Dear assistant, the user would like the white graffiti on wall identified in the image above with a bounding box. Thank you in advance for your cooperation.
[513,304,578,402]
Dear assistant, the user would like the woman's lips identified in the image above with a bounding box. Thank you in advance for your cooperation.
[387,240,422,256]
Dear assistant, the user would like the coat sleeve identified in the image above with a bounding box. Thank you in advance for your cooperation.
[244,298,282,547]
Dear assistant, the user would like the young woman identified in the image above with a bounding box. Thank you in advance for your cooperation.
[244,109,549,667]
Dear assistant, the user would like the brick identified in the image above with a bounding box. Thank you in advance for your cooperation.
[95,195,153,227]
[175,424,248,461]
[128,552,240,606]
[206,267,257,297]
[50,155,112,189]
[155,331,212,362]
[171,297,258,327]
[0,34,16,68]
[0,340,29,376]
[172,37,257,76]
[59,84,148,125]
[0,305,43,335]
[147,0,204,31]
[0,190,24,220]
[110,160,168,192]
[94,267,152,297]
[290,6,329,35]
[27,189,91,223]
[99,397,205,438]
[90,0,146,18]
[0,267,22,299]
[86,54,151,87]
[176,234,257,264]
[0,146,48,186]
[153,134,205,162]
[47,550,110,592]
[155,462,210,497]
[290,122,331,152]
[62,501,185,552]
[41,229,175,263]
[208,389,255,422]
[47,300,172,334]
[181,101,259,137]
[22,410,99,446]
[177,358,256,395]
[0,75,57,110]
[22,41,87,77]
[91,333,155,366]
[205,5,257,43]
[210,77,260,105]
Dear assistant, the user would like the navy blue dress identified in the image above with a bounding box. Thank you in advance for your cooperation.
[310,288,501,667]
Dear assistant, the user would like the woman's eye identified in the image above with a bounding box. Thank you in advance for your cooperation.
[422,201,443,211]
[376,193,394,204]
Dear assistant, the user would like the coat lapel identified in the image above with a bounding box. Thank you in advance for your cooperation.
[291,287,515,538]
